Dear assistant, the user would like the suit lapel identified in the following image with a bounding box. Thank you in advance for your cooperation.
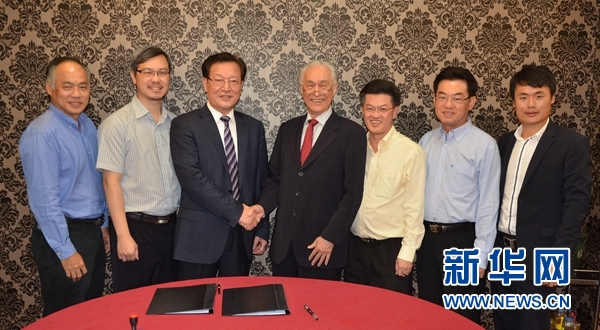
[289,116,305,169]
[198,106,228,170]
[522,121,557,188]
[500,135,516,191]
[235,111,248,184]
[301,111,340,168]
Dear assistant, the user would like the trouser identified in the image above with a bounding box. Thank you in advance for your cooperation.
[272,243,342,281]
[345,233,412,294]
[179,225,251,279]
[491,234,553,330]
[32,223,105,316]
[416,223,484,324]
[110,214,178,292]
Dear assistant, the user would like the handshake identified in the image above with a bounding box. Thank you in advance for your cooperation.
[238,204,265,231]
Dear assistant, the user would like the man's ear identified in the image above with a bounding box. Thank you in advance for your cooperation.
[45,81,53,97]
[468,96,477,111]
[130,70,137,86]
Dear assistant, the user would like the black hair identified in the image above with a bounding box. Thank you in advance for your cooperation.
[359,79,401,107]
[509,64,556,100]
[130,46,172,73]
[202,52,247,81]
[433,67,478,97]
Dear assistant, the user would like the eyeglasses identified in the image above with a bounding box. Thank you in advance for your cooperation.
[436,95,471,105]
[302,83,336,93]
[364,106,393,114]
[136,69,170,78]
[206,77,241,88]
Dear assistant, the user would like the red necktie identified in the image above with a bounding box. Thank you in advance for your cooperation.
[300,119,318,166]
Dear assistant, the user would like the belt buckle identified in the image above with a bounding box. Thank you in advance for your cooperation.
[502,236,517,251]
[429,224,445,234]
[359,237,378,244]
[95,217,104,226]
[156,217,169,225]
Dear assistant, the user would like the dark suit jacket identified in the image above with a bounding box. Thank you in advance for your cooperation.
[258,111,366,268]
[170,105,268,264]
[498,120,592,277]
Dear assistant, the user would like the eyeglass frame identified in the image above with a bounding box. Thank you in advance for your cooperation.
[363,106,396,114]
[135,69,171,78]
[301,82,336,94]
[206,76,242,88]
[435,94,472,105]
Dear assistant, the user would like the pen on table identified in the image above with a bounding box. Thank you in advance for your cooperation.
[129,314,138,330]
[217,283,221,294]
[304,305,318,320]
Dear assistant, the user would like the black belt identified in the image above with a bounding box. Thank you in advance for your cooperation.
[424,221,475,234]
[65,216,104,226]
[355,236,387,245]
[499,232,517,251]
[126,212,176,225]
[351,233,398,245]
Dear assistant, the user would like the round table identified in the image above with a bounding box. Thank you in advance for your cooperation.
[24,276,483,329]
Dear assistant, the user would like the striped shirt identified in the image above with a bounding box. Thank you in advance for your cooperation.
[97,96,180,216]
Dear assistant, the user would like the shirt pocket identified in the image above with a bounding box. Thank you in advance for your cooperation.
[374,172,404,200]
[447,163,478,195]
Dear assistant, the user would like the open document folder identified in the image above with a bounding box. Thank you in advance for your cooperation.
[222,284,290,316]
[146,283,216,314]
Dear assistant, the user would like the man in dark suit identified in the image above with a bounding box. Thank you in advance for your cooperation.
[170,52,268,279]
[254,60,366,280]
[492,64,592,330]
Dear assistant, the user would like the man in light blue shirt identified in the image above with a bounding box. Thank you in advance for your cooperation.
[20,57,108,316]
[417,67,500,324]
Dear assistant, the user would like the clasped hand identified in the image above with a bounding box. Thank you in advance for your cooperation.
[238,204,264,231]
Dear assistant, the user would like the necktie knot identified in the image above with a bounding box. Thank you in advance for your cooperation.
[220,116,230,125]
[308,119,318,128]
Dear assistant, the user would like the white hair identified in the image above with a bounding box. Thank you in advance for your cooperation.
[298,60,338,85]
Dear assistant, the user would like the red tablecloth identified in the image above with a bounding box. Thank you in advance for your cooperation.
[24,276,483,329]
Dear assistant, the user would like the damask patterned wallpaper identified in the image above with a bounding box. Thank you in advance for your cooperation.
[0,0,599,329]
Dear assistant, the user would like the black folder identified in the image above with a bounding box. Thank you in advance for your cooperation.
[146,283,216,314]
[222,284,290,316]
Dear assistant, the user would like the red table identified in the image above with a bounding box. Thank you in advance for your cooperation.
[24,276,483,329]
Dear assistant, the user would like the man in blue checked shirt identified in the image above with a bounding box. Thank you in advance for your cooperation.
[417,67,500,324]
[20,57,109,316]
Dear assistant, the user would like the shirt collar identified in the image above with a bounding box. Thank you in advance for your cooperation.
[48,103,87,127]
[367,126,396,152]
[514,118,549,141]
[305,107,333,126]
[132,95,169,123]
[438,118,473,143]
[207,102,235,125]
